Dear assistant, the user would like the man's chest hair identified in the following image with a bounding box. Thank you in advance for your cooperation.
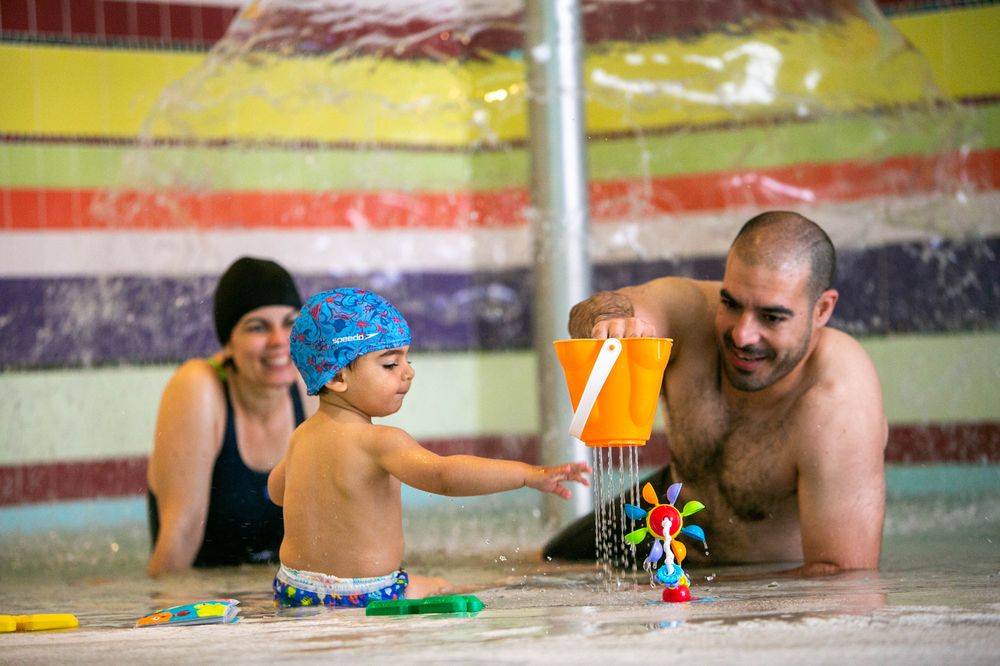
[666,377,798,521]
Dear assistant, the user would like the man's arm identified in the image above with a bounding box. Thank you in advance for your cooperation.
[568,277,713,339]
[568,290,640,337]
[794,341,888,575]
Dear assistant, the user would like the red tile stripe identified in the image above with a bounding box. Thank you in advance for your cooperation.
[1,423,996,507]
[0,0,873,53]
[0,0,238,47]
[0,456,149,507]
[3,149,997,230]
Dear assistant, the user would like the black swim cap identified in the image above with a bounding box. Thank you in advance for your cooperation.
[213,257,303,344]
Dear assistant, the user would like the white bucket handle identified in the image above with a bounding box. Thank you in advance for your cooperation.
[568,338,622,440]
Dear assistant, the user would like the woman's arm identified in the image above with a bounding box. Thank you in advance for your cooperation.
[146,360,224,577]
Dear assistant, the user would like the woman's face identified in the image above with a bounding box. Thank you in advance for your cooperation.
[225,305,299,388]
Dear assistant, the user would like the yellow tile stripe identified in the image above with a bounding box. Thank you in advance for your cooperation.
[891,5,1000,100]
[0,9,994,145]
[2,46,204,139]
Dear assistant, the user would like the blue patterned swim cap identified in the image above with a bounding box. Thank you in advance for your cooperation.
[290,288,411,395]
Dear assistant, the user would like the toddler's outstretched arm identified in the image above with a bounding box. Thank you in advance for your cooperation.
[372,426,590,499]
[524,463,591,500]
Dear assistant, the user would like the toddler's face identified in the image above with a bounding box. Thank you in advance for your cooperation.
[341,345,414,417]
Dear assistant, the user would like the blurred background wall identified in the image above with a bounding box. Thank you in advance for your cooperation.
[1,0,997,532]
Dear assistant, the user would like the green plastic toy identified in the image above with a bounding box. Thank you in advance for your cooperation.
[365,594,484,616]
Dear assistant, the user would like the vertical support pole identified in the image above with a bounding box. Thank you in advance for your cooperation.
[525,0,593,525]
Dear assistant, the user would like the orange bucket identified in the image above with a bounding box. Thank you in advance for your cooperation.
[553,337,672,447]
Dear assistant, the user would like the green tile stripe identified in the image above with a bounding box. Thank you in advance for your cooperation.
[860,332,1000,424]
[4,102,997,191]
[586,102,999,183]
[0,143,472,191]
[885,463,1000,498]
[1,331,996,466]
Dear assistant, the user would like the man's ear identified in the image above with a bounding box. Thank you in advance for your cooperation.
[813,288,839,327]
[327,371,349,393]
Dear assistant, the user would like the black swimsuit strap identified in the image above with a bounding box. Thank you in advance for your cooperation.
[290,384,305,425]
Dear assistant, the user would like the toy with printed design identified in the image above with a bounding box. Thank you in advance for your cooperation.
[135,599,240,627]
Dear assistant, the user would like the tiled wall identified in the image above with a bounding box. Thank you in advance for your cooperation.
[1,0,997,510]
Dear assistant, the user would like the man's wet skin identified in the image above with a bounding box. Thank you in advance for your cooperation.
[545,212,887,575]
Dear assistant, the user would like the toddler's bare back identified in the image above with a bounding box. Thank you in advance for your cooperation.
[278,414,406,577]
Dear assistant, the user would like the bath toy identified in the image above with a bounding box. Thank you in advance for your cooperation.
[624,481,707,603]
[365,594,484,616]
[136,599,240,627]
[0,614,79,632]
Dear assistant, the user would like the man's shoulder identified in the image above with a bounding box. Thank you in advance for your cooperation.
[631,276,719,340]
[794,327,887,446]
[646,275,720,304]
[811,327,879,388]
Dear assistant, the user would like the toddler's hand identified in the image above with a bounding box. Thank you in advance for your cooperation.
[525,462,591,499]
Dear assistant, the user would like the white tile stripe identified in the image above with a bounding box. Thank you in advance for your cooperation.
[2,193,997,277]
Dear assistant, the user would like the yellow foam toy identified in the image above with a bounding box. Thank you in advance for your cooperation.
[0,614,79,632]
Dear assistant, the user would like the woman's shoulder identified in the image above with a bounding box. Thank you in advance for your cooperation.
[163,357,227,408]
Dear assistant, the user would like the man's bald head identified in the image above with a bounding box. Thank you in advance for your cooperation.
[730,211,836,302]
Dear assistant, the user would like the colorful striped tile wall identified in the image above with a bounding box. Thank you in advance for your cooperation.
[0,0,997,512]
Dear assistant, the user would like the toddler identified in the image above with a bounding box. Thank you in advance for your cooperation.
[269,287,590,607]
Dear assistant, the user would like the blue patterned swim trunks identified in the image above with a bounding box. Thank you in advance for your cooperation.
[273,564,409,608]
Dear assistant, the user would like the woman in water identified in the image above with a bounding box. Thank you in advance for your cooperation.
[147,257,313,576]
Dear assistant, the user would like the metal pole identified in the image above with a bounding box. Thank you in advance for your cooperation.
[525,0,593,526]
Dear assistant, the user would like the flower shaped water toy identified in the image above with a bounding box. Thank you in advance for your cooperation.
[624,481,707,602]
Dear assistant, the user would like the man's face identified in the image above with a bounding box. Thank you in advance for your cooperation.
[714,254,815,392]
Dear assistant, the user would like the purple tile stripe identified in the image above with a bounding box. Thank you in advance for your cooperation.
[0,236,997,370]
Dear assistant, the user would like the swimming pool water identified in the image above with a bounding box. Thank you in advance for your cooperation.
[1,492,997,663]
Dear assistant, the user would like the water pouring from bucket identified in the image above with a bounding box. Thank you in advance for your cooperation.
[553,337,672,448]
[553,337,673,587]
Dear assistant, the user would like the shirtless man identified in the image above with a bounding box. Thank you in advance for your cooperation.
[543,211,888,575]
